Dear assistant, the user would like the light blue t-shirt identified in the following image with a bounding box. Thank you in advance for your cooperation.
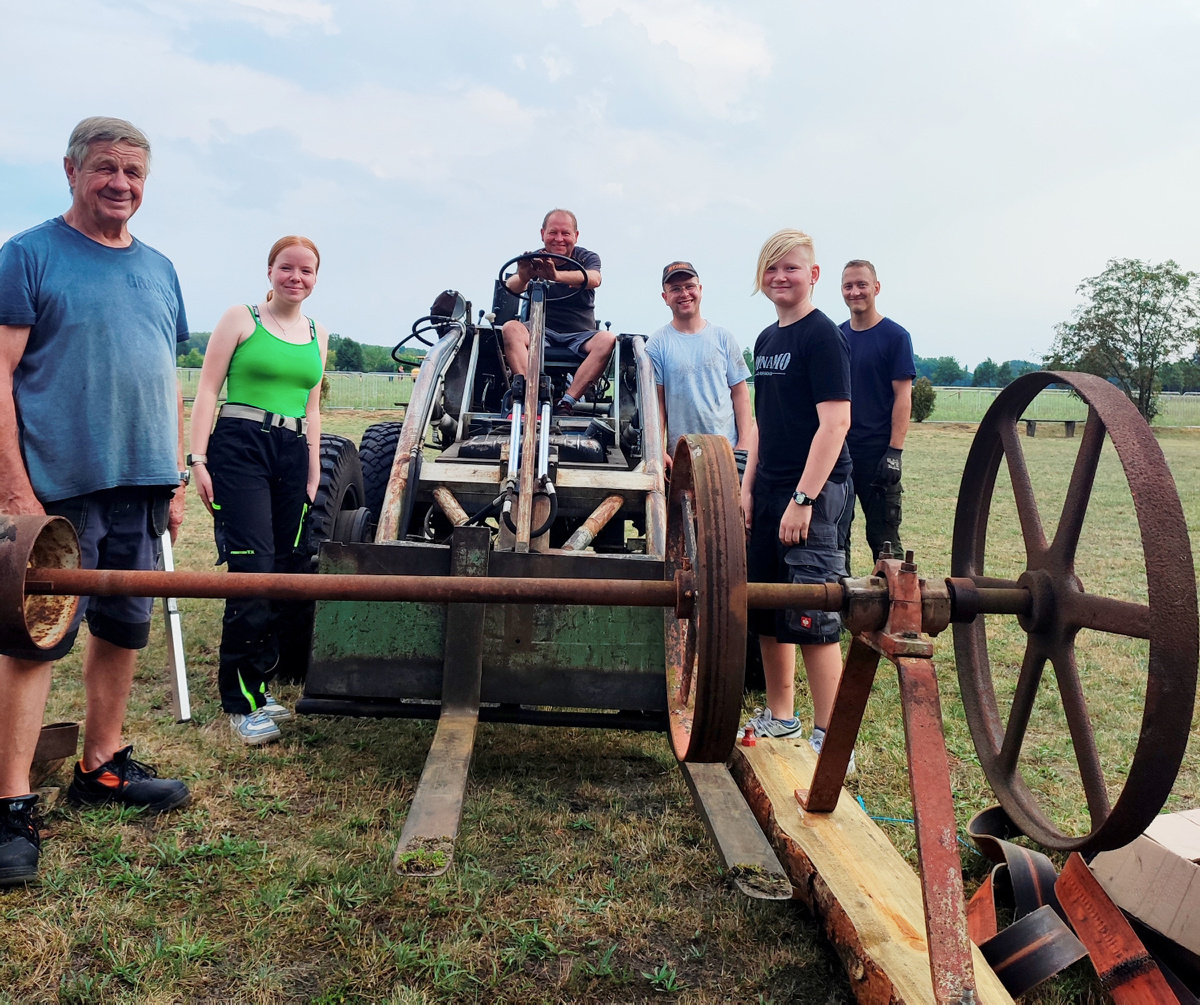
[0,217,188,502]
[646,321,751,451]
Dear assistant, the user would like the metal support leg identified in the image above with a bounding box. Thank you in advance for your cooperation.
[159,530,191,722]
[393,526,490,876]
[897,655,976,1005]
[802,637,880,812]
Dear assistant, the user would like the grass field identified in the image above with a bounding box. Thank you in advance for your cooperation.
[3,415,1198,1004]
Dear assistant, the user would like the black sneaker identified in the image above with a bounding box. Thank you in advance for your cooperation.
[66,746,189,814]
[0,794,41,887]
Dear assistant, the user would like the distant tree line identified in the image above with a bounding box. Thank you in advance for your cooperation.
[177,331,424,372]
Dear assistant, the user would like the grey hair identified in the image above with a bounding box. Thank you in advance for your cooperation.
[65,117,152,170]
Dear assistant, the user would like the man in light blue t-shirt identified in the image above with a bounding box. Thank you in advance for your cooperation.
[646,261,754,472]
[0,117,191,887]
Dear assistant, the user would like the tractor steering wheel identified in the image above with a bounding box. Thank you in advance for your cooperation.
[497,252,590,303]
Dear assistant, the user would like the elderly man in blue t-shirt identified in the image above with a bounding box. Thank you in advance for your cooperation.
[646,261,755,473]
[0,117,191,886]
[839,260,917,564]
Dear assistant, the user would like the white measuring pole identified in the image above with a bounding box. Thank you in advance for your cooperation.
[159,530,192,722]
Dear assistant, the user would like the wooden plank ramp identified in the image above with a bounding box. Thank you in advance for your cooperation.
[730,739,1013,1005]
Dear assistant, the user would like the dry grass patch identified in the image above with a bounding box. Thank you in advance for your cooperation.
[1,415,1196,1003]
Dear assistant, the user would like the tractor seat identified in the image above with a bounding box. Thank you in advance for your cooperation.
[544,344,585,366]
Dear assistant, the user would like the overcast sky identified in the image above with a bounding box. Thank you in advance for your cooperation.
[3,0,1198,367]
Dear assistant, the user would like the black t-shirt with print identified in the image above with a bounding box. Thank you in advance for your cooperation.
[753,308,852,487]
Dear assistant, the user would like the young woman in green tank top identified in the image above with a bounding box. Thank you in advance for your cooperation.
[189,236,329,745]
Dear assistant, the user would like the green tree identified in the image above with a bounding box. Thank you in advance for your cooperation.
[931,356,967,386]
[743,347,754,376]
[178,348,204,368]
[972,358,999,386]
[1047,258,1200,420]
[331,335,364,372]
[911,377,936,421]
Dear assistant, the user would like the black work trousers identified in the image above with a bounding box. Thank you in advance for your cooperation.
[208,416,310,714]
[848,447,904,570]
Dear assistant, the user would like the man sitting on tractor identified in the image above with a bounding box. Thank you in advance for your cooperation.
[501,209,615,415]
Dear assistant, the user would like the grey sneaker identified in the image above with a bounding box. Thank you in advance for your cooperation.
[230,709,282,745]
[810,727,855,774]
[261,691,293,723]
[743,706,804,740]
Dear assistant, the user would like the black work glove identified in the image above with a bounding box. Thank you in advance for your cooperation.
[874,447,903,486]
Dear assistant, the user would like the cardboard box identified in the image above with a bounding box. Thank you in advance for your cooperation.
[1090,809,1200,958]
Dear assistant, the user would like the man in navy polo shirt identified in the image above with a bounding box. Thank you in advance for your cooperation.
[840,260,916,564]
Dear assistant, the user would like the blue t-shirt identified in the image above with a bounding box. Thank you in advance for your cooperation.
[839,316,916,456]
[646,321,750,451]
[0,217,189,502]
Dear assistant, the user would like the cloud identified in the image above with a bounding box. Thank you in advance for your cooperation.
[143,0,338,35]
[575,0,770,117]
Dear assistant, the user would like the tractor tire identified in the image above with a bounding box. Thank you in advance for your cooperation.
[277,434,369,684]
[359,421,404,520]
[306,434,368,562]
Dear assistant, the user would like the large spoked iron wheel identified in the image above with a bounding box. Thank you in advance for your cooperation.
[952,370,1198,853]
[664,435,747,763]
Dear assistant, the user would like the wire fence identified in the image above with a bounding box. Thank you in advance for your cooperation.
[178,370,1200,426]
[178,370,416,410]
[925,387,1200,427]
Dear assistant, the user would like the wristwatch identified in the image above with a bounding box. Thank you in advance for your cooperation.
[792,490,814,507]
[186,453,206,467]
[178,469,191,486]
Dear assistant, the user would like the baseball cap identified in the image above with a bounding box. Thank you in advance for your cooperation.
[662,261,699,284]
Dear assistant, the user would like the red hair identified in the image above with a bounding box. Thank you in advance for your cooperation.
[266,236,320,300]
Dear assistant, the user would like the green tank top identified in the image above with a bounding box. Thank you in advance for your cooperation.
[225,305,324,418]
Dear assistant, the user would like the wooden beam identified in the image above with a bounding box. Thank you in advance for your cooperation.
[730,740,1013,1005]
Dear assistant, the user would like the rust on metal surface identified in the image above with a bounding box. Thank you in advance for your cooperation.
[897,654,978,1004]
[377,325,465,541]
[1055,853,1177,1004]
[561,493,624,552]
[25,566,682,606]
[0,514,81,653]
[432,486,469,527]
[802,637,880,812]
[951,370,1199,853]
[631,336,667,559]
[664,435,747,763]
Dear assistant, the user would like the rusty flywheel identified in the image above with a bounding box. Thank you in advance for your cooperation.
[952,370,1198,853]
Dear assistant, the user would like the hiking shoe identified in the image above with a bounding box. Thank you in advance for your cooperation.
[261,691,293,723]
[810,727,856,774]
[742,707,804,740]
[67,747,190,813]
[553,397,575,416]
[230,709,282,746]
[0,795,41,887]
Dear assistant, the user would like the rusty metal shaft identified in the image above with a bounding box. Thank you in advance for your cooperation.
[24,568,1030,620]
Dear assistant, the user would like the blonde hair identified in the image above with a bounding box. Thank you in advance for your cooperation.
[753,229,815,293]
[265,235,320,301]
[843,259,877,280]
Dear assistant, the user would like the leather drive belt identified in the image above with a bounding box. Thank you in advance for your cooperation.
[219,403,308,435]
[966,806,1195,1002]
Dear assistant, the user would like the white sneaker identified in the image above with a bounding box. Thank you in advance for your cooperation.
[230,709,282,745]
[809,727,855,774]
[742,706,804,740]
[261,690,293,723]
